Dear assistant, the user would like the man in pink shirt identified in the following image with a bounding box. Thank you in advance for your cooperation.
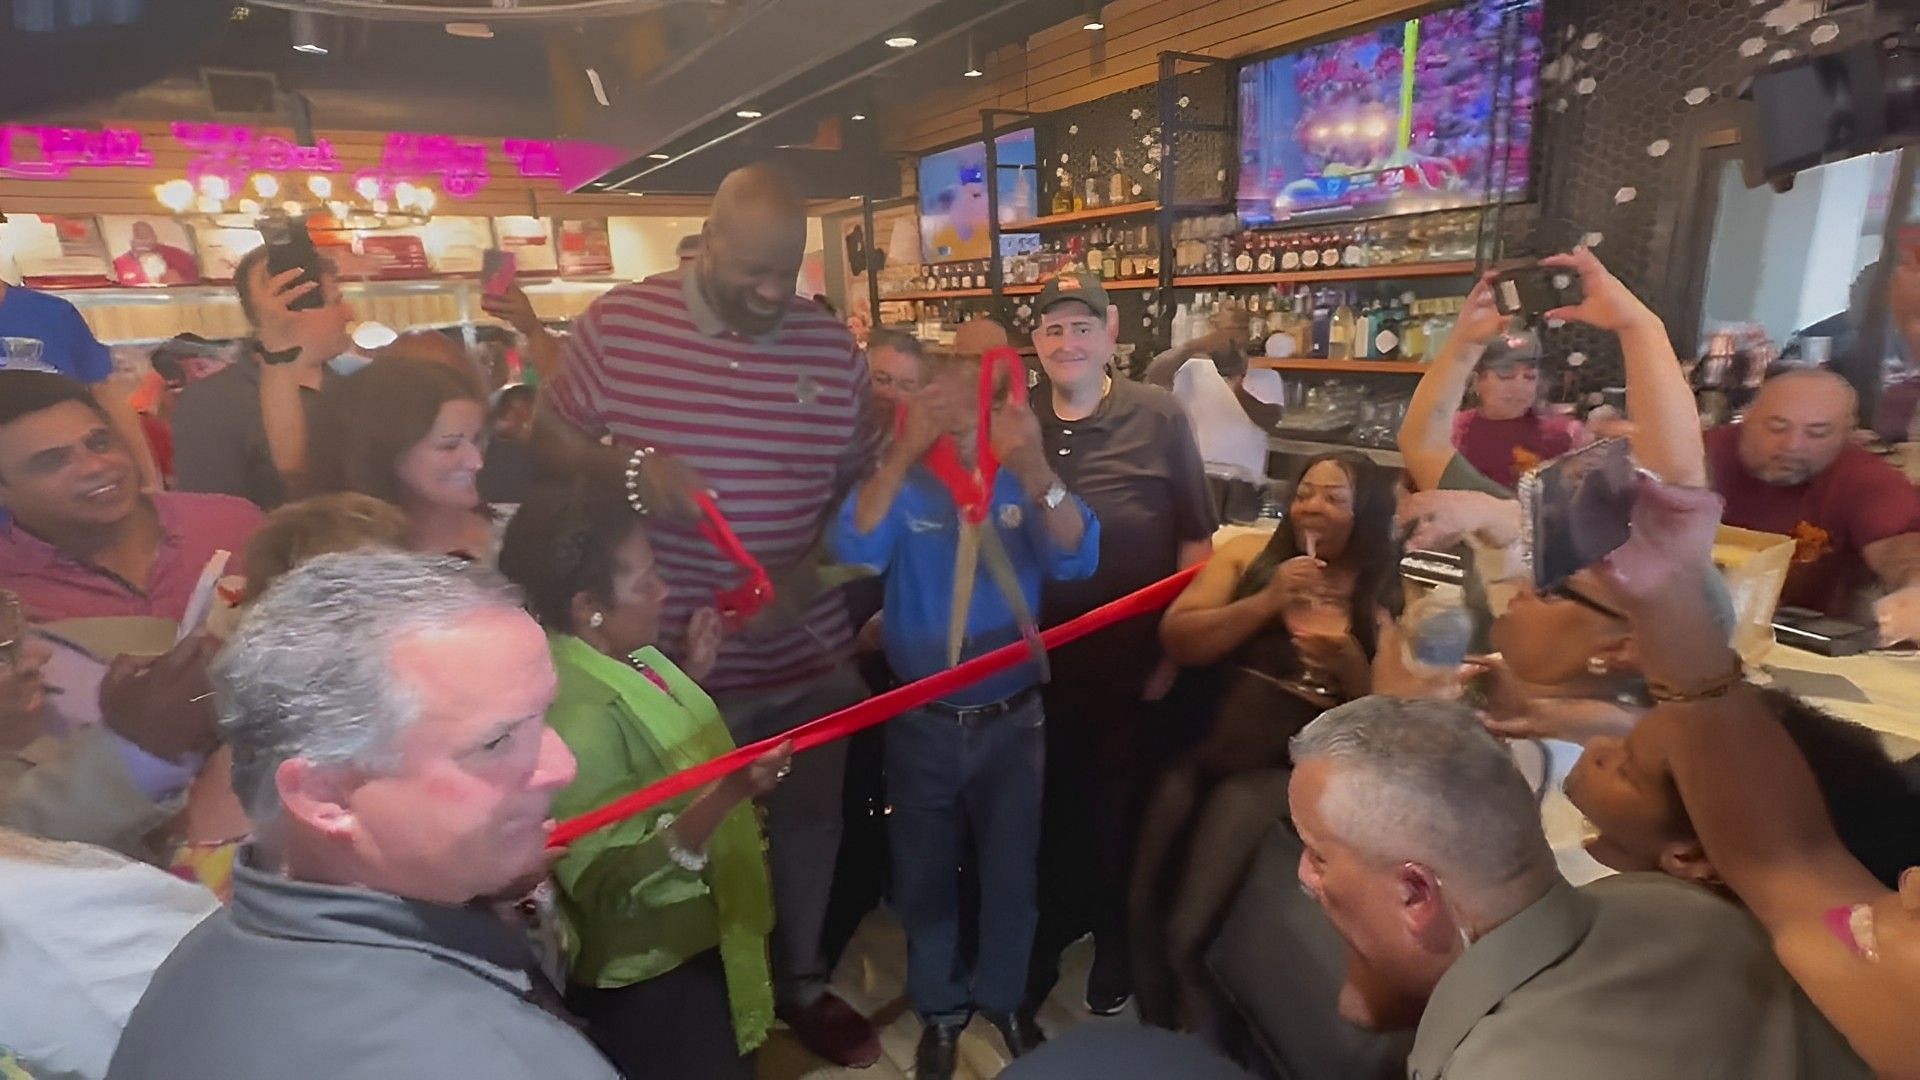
[0,372,261,623]
[0,371,260,859]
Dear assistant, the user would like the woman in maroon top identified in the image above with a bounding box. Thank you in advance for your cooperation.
[1450,331,1588,490]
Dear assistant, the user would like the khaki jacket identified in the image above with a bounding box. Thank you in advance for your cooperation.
[0,726,176,864]
[1410,874,1868,1080]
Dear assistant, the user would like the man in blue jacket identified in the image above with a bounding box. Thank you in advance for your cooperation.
[834,349,1099,1080]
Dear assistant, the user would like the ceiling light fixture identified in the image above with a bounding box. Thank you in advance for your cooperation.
[647,152,671,160]
[850,112,867,121]
[290,10,328,54]
[1082,1,1105,31]
[445,22,493,39]
[964,34,982,77]
[585,67,611,107]
[884,34,918,48]
[736,108,764,119]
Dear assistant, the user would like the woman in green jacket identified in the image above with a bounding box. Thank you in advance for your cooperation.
[498,481,790,1080]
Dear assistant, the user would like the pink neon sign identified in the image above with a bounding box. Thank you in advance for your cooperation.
[171,123,343,190]
[1,125,595,199]
[0,125,153,179]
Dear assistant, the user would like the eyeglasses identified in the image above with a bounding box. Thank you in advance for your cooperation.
[870,371,919,392]
[1551,583,1626,621]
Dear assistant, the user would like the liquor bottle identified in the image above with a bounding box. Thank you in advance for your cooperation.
[1329,291,1356,360]
[1255,234,1277,274]
[1102,230,1120,280]
[1086,228,1105,276]
[1321,234,1342,269]
[1202,233,1221,275]
[1142,226,1160,278]
[1344,226,1366,269]
[1301,234,1322,270]
[1310,289,1334,359]
[1351,300,1375,360]
[1280,232,1302,272]
[1233,233,1255,274]
[1403,300,1429,360]
[1085,155,1103,209]
[1109,150,1127,207]
[1374,297,1405,359]
[1052,173,1074,216]
[1247,293,1268,349]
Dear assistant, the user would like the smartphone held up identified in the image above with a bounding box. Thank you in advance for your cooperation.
[256,216,327,317]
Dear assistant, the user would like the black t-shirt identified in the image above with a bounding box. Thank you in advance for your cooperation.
[172,356,328,511]
[1035,378,1217,627]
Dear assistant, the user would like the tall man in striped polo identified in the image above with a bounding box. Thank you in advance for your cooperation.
[532,163,884,1067]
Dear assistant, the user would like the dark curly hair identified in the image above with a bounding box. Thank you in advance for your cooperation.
[496,478,647,635]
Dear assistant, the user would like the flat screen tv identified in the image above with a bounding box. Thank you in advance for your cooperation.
[918,129,1039,263]
[1236,0,1543,227]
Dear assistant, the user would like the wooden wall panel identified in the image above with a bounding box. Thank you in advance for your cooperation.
[883,0,1432,152]
[0,121,711,219]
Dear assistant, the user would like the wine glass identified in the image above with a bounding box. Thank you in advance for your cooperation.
[1282,584,1351,701]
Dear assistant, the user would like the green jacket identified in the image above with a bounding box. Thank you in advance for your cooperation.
[545,636,774,1053]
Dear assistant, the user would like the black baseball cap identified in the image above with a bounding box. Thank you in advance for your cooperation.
[1036,273,1110,318]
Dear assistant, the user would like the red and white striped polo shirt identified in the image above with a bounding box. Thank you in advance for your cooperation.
[547,270,878,693]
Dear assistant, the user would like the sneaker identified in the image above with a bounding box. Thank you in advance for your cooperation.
[914,1020,965,1079]
[781,991,882,1069]
[1084,941,1133,1017]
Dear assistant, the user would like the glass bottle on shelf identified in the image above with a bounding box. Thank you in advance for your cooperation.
[1310,289,1334,359]
[1280,232,1302,272]
[1142,226,1160,278]
[1247,292,1268,350]
[1233,233,1255,274]
[1202,231,1221,275]
[1345,226,1367,269]
[1102,230,1120,280]
[1301,235,1322,270]
[1109,151,1127,207]
[1086,228,1105,276]
[1085,155,1103,209]
[1052,174,1074,216]
[1329,291,1356,360]
[1321,233,1342,269]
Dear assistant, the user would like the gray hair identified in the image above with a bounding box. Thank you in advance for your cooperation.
[213,551,525,822]
[1291,697,1552,892]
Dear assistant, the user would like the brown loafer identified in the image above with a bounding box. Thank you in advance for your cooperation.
[781,991,882,1069]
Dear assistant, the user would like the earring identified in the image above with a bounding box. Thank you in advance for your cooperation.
[589,611,605,629]
[1586,656,1609,676]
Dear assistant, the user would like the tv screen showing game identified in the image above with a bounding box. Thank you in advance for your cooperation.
[918,128,1038,263]
[1236,0,1543,226]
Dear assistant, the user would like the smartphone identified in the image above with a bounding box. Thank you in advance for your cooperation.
[481,249,517,299]
[0,588,21,667]
[257,216,325,312]
[1493,264,1584,319]
[1518,437,1636,591]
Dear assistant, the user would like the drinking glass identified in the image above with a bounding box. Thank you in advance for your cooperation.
[0,337,56,373]
[1282,585,1351,701]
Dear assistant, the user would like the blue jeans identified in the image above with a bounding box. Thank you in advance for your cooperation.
[885,692,1046,1024]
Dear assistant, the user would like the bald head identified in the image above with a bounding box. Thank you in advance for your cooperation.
[700,163,807,336]
[1739,368,1858,486]
[953,316,1010,357]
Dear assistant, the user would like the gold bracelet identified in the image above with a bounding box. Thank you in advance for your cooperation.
[1645,664,1746,704]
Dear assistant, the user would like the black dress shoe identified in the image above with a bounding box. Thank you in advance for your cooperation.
[1084,940,1133,1016]
[914,1020,964,1079]
[985,1010,1046,1058]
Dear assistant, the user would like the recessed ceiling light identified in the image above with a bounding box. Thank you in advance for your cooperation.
[1083,0,1105,30]
[293,43,328,55]
[850,113,868,121]
[884,35,918,48]
[445,21,493,39]
[736,108,764,119]
[964,34,982,77]
[648,153,671,160]
[964,67,983,77]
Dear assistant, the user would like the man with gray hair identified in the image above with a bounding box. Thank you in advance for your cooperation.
[1287,696,1867,1080]
[107,551,614,1080]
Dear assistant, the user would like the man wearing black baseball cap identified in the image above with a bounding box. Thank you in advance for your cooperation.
[1024,274,1216,1022]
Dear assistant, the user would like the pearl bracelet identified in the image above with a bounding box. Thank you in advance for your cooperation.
[655,813,709,874]
[623,446,658,518]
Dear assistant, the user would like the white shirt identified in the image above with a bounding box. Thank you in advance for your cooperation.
[0,829,216,1079]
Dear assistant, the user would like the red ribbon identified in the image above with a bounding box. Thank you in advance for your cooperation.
[904,345,1029,525]
[546,560,1202,849]
[692,490,774,631]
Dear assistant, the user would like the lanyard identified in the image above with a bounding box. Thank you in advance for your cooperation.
[693,489,774,631]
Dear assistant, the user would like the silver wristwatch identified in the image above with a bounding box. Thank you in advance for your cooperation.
[1041,480,1068,511]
